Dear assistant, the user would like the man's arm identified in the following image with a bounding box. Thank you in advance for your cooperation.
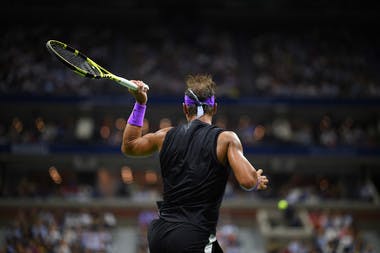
[217,131,268,190]
[120,80,170,157]
[121,125,170,156]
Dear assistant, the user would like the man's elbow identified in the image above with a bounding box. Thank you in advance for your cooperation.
[121,143,134,156]
[121,145,128,155]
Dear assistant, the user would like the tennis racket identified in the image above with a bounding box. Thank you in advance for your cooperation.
[46,40,148,91]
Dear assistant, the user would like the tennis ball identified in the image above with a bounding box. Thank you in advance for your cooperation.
[278,199,288,210]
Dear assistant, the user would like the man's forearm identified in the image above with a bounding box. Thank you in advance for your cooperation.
[121,102,146,154]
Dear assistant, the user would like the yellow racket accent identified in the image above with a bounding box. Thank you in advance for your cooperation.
[46,39,149,91]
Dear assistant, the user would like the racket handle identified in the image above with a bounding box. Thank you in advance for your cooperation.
[117,77,149,91]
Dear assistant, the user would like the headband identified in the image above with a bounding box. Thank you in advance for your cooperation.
[184,95,215,106]
[184,89,215,118]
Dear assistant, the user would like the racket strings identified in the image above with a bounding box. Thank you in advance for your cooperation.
[51,43,101,76]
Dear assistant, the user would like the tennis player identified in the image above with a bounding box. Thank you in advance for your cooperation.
[121,74,269,253]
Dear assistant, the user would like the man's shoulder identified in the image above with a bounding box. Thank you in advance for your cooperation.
[215,130,240,165]
[217,130,240,147]
[155,126,173,137]
[218,130,239,140]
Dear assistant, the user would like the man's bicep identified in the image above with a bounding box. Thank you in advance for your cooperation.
[123,127,170,156]
[226,133,246,170]
[130,133,159,156]
[225,132,257,189]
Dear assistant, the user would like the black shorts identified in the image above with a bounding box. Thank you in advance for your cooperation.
[148,218,224,253]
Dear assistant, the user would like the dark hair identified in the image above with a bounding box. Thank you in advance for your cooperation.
[184,74,216,116]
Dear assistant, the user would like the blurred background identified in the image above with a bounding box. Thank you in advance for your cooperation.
[1,0,380,252]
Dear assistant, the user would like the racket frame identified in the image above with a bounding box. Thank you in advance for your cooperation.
[46,40,148,91]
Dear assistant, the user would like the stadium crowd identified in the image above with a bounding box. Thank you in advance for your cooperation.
[1,112,379,149]
[1,166,377,204]
[308,210,374,253]
[1,208,116,253]
[269,210,375,253]
[1,24,379,98]
[248,31,380,98]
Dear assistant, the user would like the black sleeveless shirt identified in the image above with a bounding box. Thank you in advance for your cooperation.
[158,119,230,234]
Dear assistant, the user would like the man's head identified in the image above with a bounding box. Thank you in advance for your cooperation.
[183,74,217,119]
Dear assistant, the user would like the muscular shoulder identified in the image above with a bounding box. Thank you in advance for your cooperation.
[156,126,173,136]
[216,131,241,166]
[218,131,240,145]
[154,127,173,150]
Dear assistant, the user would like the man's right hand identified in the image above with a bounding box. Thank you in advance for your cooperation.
[129,80,148,105]
[256,169,269,190]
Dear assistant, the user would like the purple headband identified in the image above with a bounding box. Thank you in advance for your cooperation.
[184,95,215,106]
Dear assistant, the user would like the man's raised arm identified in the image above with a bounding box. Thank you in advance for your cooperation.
[121,80,170,156]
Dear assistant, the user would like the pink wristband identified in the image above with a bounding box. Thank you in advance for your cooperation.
[127,102,146,127]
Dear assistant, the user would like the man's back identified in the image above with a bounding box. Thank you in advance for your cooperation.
[121,77,268,253]
[158,119,230,234]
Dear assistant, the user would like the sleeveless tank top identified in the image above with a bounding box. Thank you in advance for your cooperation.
[158,119,230,233]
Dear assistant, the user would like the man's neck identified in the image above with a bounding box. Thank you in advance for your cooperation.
[187,114,213,125]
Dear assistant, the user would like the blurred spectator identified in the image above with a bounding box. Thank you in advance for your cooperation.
[292,120,313,145]
[2,209,115,253]
[319,114,338,147]
[74,117,95,141]
[272,116,293,143]
[136,210,158,253]
[236,115,255,145]
[217,216,242,253]
[142,118,150,136]
[159,117,172,129]
[215,115,229,129]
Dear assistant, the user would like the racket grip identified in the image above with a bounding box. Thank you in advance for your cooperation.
[117,77,149,91]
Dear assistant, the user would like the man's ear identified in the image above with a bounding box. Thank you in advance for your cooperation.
[182,103,189,116]
[213,103,218,115]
